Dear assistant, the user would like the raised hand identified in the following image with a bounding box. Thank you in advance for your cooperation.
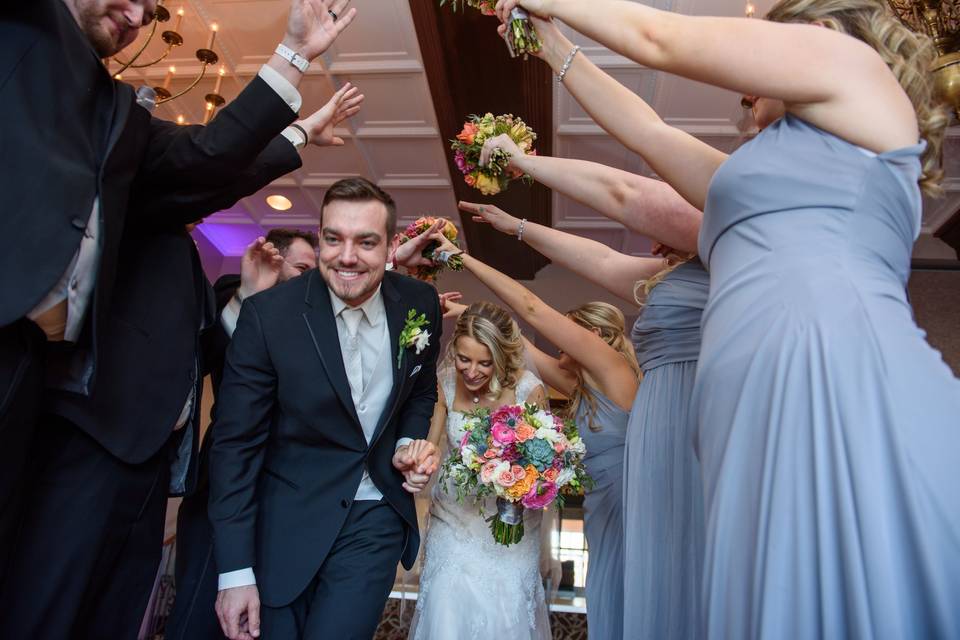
[494,0,552,24]
[216,584,261,640]
[238,237,283,299]
[393,439,440,493]
[394,218,447,269]
[295,83,364,147]
[439,291,467,319]
[283,0,358,61]
[479,133,524,168]
[458,201,522,236]
[428,231,460,257]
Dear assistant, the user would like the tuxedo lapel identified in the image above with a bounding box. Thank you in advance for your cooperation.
[370,275,407,447]
[301,271,361,427]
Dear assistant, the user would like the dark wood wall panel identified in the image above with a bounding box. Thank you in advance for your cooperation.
[410,0,552,279]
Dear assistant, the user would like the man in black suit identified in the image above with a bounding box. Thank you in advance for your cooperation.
[210,178,443,639]
[0,0,359,633]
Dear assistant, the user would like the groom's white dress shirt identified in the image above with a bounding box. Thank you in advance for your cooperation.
[219,284,412,590]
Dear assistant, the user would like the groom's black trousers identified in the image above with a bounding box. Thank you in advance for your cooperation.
[0,413,173,639]
[261,499,406,639]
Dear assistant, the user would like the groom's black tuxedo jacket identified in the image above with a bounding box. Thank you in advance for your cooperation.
[210,269,442,607]
[0,1,296,395]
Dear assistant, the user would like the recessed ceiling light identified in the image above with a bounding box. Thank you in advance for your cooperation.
[266,194,292,211]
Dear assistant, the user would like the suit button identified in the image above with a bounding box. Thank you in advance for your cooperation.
[359,405,366,413]
[340,499,349,509]
[70,217,86,230]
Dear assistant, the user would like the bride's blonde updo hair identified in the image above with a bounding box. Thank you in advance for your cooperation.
[564,302,641,431]
[447,301,525,401]
[766,0,949,196]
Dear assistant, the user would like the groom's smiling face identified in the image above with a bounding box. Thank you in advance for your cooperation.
[318,199,398,307]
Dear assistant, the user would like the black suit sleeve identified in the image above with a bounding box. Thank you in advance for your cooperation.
[397,289,442,442]
[208,297,277,574]
[133,133,302,226]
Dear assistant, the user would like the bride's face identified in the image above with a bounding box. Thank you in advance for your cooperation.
[454,336,495,393]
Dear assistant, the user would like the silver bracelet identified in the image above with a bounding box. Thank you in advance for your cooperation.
[557,45,581,83]
[517,218,527,242]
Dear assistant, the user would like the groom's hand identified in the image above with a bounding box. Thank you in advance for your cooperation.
[216,585,261,640]
[393,439,440,493]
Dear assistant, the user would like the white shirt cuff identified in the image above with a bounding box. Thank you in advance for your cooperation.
[281,126,307,150]
[395,437,414,452]
[258,64,302,114]
[220,296,242,337]
[219,567,256,590]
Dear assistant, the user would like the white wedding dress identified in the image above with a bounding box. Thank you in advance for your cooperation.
[408,369,552,640]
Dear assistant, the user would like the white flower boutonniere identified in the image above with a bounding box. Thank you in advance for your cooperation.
[398,309,430,369]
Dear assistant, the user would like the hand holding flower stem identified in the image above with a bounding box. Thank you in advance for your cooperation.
[395,219,447,269]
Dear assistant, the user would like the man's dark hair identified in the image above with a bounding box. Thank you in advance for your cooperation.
[320,177,397,237]
[265,228,319,257]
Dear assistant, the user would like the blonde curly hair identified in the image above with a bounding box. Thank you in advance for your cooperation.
[447,301,525,401]
[564,302,641,432]
[766,0,949,196]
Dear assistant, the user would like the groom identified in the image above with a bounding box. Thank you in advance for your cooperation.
[209,177,442,639]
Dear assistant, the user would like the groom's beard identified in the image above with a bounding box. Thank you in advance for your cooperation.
[320,262,384,307]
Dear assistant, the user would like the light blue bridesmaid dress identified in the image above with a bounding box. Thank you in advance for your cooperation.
[694,113,960,638]
[575,388,629,640]
[622,259,710,640]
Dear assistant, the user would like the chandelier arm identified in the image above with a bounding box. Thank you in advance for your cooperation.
[126,45,176,69]
[156,64,210,105]
[111,18,161,75]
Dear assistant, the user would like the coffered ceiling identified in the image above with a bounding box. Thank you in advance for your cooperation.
[113,0,960,279]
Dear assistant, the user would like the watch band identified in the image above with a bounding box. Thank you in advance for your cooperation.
[274,43,310,73]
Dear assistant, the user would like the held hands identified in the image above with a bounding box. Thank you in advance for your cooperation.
[216,584,261,640]
[238,237,284,299]
[295,83,364,147]
[394,219,448,269]
[459,201,522,236]
[283,0,357,61]
[393,439,440,493]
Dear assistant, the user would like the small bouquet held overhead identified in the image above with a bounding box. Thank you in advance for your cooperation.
[438,1,541,58]
[439,403,589,546]
[398,217,464,282]
[452,113,537,196]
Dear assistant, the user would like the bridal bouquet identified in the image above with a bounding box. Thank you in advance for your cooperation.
[438,2,541,57]
[452,113,537,196]
[439,403,588,545]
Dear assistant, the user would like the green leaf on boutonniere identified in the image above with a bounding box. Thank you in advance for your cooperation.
[397,308,430,369]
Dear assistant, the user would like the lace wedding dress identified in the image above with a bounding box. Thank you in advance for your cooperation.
[408,370,552,640]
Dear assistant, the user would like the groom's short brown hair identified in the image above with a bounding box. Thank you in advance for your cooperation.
[320,177,397,237]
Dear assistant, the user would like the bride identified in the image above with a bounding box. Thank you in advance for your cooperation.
[409,301,551,640]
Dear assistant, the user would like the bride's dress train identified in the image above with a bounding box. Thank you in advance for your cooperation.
[408,370,552,640]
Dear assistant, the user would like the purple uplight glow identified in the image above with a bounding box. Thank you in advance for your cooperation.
[196,222,267,257]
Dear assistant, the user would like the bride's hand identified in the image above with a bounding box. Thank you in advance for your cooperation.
[394,439,440,493]
[458,201,522,236]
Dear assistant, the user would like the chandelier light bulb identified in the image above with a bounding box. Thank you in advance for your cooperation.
[174,7,185,31]
[206,23,219,50]
[745,2,756,17]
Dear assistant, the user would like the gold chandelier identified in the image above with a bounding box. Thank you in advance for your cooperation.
[107,0,227,124]
[888,0,960,117]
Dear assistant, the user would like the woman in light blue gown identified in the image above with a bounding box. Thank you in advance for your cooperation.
[432,233,640,640]
[495,0,960,636]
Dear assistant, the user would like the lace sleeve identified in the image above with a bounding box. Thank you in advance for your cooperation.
[438,366,457,412]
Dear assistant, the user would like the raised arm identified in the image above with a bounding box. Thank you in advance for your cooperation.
[499,0,918,159]
[521,335,577,397]
[460,202,665,304]
[478,134,701,252]
[432,234,636,408]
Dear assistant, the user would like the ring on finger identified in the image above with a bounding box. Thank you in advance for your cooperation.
[328,9,338,21]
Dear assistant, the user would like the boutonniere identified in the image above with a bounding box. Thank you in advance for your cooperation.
[398,309,430,369]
